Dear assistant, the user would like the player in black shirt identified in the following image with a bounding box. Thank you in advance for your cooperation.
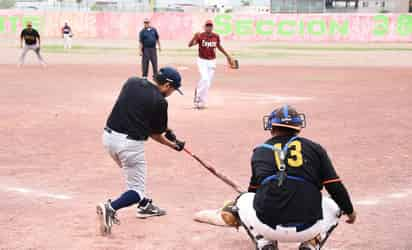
[19,21,46,67]
[222,105,356,250]
[96,67,185,235]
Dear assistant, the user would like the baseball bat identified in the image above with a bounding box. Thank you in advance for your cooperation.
[183,147,244,194]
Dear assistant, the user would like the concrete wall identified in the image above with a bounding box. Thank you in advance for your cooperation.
[1,11,411,42]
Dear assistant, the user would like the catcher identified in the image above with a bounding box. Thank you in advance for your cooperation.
[188,19,238,109]
[220,105,356,250]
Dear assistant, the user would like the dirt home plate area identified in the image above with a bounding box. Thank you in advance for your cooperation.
[1,41,412,250]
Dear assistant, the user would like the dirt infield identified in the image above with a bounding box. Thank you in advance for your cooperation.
[1,44,412,250]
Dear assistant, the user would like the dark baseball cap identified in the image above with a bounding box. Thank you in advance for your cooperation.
[159,67,183,95]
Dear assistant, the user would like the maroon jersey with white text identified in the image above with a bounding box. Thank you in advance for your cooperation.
[196,32,220,60]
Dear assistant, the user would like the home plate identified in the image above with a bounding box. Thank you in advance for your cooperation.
[194,209,228,227]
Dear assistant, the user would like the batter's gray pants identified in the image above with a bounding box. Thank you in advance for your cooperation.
[19,44,45,65]
[142,47,158,78]
[102,129,146,199]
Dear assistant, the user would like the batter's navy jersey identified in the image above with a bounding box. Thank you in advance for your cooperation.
[250,136,339,227]
[106,77,168,140]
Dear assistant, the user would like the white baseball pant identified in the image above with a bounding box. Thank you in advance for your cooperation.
[195,57,216,105]
[63,34,72,49]
[236,193,340,246]
[102,129,146,199]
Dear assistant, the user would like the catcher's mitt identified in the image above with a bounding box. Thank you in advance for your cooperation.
[228,57,239,69]
[221,200,241,228]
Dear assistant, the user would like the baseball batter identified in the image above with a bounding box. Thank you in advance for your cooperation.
[221,105,356,250]
[19,21,46,67]
[97,67,185,235]
[188,20,233,109]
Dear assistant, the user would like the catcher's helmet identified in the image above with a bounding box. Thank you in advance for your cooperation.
[263,105,306,131]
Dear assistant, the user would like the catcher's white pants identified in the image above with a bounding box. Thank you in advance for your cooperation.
[195,57,216,105]
[63,34,72,49]
[237,193,340,244]
[102,129,146,199]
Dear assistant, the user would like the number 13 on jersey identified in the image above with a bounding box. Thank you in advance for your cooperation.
[273,141,303,168]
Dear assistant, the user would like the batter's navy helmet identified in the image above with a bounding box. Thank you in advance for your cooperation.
[154,67,183,95]
[263,105,306,131]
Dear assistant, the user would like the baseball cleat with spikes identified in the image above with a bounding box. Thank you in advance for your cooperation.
[96,200,120,235]
[136,199,166,218]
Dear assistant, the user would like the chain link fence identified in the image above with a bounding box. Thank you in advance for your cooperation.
[270,0,325,13]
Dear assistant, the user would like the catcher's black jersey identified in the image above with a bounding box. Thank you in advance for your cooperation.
[250,135,339,226]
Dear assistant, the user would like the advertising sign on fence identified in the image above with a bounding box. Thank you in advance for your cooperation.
[0,11,411,42]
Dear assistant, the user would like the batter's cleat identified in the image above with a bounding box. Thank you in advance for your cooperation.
[136,199,166,219]
[96,200,120,235]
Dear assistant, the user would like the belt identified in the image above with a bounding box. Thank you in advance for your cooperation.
[104,127,147,141]
[279,221,316,232]
[261,174,308,186]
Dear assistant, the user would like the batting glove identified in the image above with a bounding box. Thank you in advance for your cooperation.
[165,129,177,142]
[174,139,185,152]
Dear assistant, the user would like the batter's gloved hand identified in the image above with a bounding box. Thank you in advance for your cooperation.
[174,139,185,152]
[165,129,177,142]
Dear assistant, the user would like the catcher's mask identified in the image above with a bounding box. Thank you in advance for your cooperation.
[263,105,306,131]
